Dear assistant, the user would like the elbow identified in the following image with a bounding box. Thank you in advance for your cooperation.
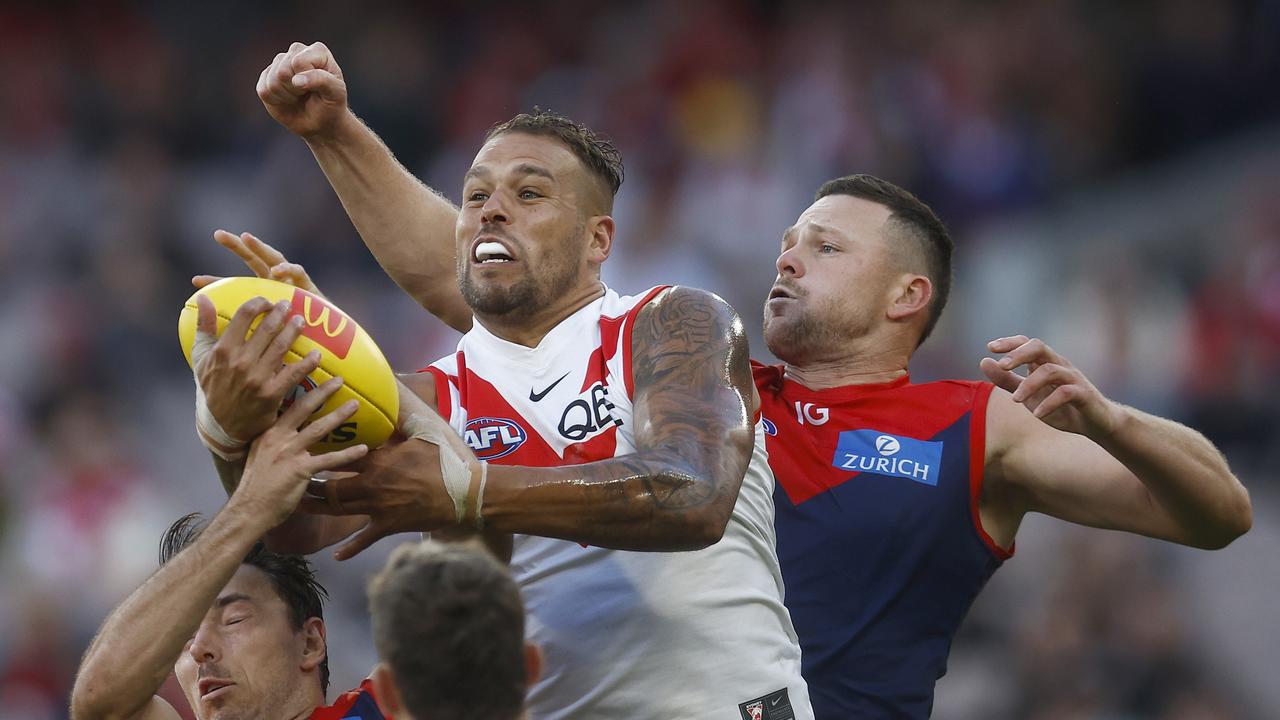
[69,674,113,720]
[1197,488,1253,550]
[683,504,733,550]
[1217,491,1254,548]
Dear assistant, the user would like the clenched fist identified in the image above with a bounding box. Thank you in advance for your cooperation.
[257,41,350,141]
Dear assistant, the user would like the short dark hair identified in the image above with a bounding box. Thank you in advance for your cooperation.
[486,109,624,209]
[368,542,527,720]
[160,514,330,694]
[816,174,953,346]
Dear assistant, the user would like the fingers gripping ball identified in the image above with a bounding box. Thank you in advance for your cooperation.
[178,277,398,453]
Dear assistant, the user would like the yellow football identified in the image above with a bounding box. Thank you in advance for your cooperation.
[178,277,399,453]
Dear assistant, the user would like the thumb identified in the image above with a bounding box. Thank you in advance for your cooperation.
[979,357,1021,394]
[291,69,347,104]
[191,294,221,372]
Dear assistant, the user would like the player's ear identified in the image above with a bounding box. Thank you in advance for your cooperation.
[886,274,932,322]
[586,214,614,267]
[300,617,326,673]
[524,642,543,687]
[371,662,405,716]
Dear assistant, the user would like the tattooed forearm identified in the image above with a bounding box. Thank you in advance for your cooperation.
[484,287,756,551]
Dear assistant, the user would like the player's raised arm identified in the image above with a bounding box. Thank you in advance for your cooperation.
[979,335,1252,550]
[304,286,754,557]
[257,41,471,332]
[71,383,364,720]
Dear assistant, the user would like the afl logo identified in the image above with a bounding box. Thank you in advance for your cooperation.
[762,417,778,436]
[875,435,901,456]
[279,375,319,413]
[464,417,527,460]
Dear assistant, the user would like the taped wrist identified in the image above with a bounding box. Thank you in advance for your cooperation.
[194,383,247,462]
[402,412,486,528]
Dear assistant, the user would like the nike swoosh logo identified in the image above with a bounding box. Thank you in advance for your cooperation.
[529,372,571,402]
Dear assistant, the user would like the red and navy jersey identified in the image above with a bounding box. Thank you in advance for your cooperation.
[310,679,386,720]
[753,362,1012,719]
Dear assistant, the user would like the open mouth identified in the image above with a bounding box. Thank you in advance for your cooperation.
[768,286,797,300]
[199,679,234,699]
[472,238,517,265]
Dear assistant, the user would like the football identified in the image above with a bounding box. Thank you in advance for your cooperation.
[177,277,399,453]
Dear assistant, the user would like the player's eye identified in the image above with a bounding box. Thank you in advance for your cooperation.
[466,190,489,203]
[519,189,542,200]
[819,243,837,254]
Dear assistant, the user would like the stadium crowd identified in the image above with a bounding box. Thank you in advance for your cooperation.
[0,1,1276,717]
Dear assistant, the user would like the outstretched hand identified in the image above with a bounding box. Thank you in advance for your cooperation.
[192,230,324,297]
[980,335,1121,439]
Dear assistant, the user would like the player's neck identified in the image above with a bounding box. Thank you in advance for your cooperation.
[477,281,606,348]
[784,341,909,390]
[281,687,326,720]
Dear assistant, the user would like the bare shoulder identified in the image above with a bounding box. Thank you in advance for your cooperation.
[631,286,748,389]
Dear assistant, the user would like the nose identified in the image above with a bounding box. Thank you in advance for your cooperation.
[187,622,221,664]
[481,191,510,225]
[776,245,804,278]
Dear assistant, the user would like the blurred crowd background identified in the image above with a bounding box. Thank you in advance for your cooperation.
[1,1,1277,718]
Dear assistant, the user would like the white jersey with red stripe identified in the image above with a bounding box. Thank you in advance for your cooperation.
[422,285,812,720]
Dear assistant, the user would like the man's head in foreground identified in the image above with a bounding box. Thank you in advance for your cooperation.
[764,174,952,365]
[457,109,624,323]
[368,541,539,720]
[163,514,329,720]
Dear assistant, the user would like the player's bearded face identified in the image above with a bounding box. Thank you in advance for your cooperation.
[457,133,597,319]
[763,196,892,364]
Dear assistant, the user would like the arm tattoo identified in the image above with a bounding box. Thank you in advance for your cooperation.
[576,286,754,540]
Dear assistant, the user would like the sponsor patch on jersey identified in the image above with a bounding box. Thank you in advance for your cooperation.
[832,429,943,486]
[761,417,778,436]
[738,688,794,720]
[463,417,527,460]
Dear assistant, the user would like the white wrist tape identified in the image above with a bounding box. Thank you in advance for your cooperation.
[402,412,485,528]
[194,382,247,462]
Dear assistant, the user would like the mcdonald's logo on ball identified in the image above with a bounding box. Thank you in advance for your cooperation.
[290,290,356,359]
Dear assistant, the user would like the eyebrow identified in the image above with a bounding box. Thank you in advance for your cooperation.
[463,163,556,184]
[214,593,254,610]
[784,222,843,241]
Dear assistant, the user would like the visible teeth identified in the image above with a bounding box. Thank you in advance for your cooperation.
[475,241,512,262]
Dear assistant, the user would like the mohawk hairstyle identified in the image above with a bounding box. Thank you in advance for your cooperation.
[160,513,331,693]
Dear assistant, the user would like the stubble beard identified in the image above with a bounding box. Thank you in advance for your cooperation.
[459,222,585,320]
[763,295,867,365]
